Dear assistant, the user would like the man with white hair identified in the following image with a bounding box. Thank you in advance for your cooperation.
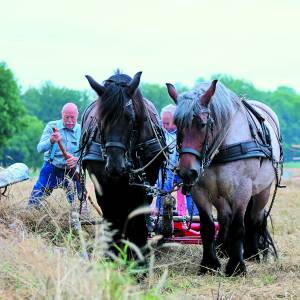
[156,104,198,216]
[161,104,177,134]
[28,103,81,207]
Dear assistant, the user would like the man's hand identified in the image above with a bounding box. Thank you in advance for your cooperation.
[66,154,78,169]
[50,131,62,144]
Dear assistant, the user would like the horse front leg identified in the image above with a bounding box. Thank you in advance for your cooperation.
[199,209,221,274]
[194,190,220,275]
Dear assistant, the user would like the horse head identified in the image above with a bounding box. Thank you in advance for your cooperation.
[166,80,217,191]
[85,71,143,178]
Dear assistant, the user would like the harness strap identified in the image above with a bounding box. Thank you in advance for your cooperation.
[180,148,204,160]
[105,142,127,151]
[212,140,270,164]
[242,100,265,122]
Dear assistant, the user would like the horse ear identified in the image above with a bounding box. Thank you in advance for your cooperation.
[85,75,106,97]
[166,83,178,104]
[200,79,218,107]
[127,71,142,96]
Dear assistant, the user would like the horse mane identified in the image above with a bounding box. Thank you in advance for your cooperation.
[174,81,242,134]
[97,71,145,130]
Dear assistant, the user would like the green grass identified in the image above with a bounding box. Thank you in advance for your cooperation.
[261,274,277,285]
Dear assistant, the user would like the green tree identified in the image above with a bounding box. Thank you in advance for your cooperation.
[141,82,188,113]
[210,74,264,100]
[22,81,92,123]
[207,74,300,161]
[0,62,25,157]
[3,115,44,169]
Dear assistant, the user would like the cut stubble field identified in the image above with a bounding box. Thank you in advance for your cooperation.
[0,169,299,299]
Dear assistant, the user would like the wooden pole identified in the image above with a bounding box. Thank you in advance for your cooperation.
[52,128,102,216]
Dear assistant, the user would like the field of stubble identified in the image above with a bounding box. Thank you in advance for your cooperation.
[0,170,299,299]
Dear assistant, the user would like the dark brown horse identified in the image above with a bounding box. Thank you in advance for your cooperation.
[166,79,283,276]
[80,71,165,259]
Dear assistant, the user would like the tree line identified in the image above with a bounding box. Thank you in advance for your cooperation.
[0,61,299,169]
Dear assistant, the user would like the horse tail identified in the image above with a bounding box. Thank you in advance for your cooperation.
[258,211,278,260]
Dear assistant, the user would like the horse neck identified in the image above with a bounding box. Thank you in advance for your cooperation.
[222,106,252,146]
[81,100,98,133]
[207,101,249,153]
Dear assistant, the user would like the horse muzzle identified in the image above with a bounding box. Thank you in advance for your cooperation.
[177,169,199,186]
[181,184,193,195]
[105,160,128,179]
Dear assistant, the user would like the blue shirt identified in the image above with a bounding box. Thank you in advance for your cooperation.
[37,120,81,169]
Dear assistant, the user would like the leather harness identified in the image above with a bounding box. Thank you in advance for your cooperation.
[212,100,274,165]
[80,100,279,174]
[80,100,166,171]
[178,100,277,168]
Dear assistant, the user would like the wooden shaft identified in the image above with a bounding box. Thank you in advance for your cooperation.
[58,140,69,159]
[52,127,102,216]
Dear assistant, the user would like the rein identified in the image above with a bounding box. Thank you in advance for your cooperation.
[131,102,173,174]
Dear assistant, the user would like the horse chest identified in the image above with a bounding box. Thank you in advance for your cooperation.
[198,159,262,200]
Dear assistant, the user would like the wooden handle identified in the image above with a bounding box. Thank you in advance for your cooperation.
[53,128,69,158]
[52,127,102,216]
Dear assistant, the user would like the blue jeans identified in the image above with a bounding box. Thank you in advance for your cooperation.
[156,168,199,215]
[28,162,81,207]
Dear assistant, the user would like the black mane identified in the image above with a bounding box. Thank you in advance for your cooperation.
[97,72,145,130]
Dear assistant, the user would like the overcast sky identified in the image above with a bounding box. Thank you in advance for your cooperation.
[1,0,299,93]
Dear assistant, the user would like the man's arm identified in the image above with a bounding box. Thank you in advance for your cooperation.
[36,123,54,153]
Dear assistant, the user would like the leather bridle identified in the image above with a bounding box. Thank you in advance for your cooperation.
[178,108,214,168]
[101,99,138,167]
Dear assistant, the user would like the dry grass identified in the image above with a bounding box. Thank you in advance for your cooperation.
[145,171,300,299]
[0,172,299,299]
[0,179,159,300]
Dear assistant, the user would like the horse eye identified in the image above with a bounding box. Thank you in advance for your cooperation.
[197,122,206,130]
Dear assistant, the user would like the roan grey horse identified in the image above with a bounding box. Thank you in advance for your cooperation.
[166,79,283,276]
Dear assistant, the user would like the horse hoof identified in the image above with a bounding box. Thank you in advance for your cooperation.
[225,260,246,276]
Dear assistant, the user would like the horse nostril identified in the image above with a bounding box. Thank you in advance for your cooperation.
[190,169,199,181]
[178,168,198,184]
